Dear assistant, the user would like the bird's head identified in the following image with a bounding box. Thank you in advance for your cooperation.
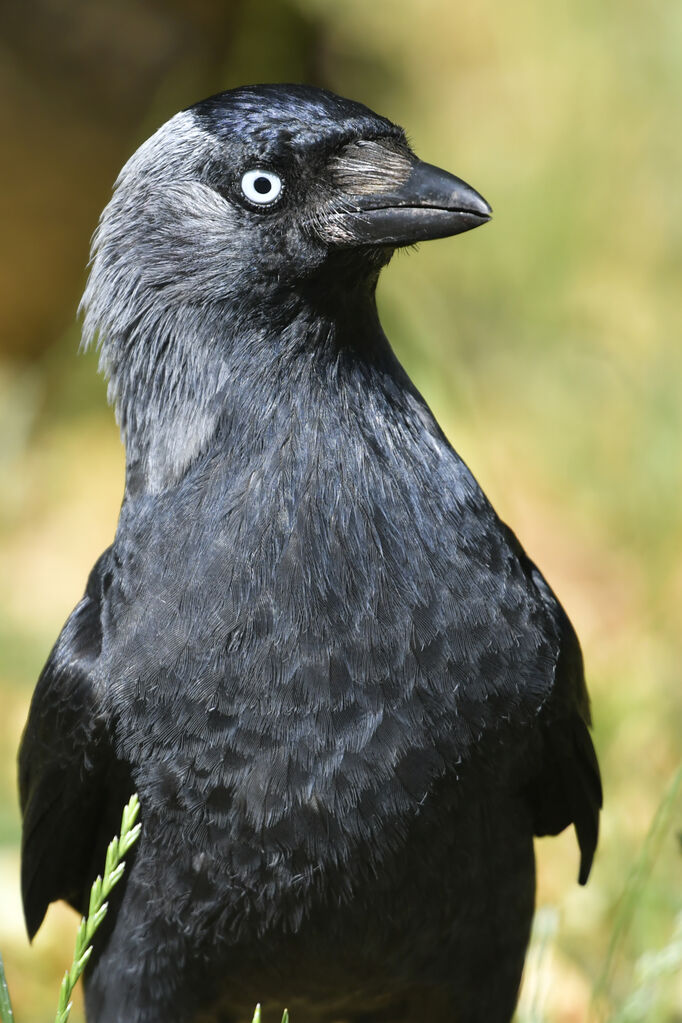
[81,85,490,489]
[83,84,490,331]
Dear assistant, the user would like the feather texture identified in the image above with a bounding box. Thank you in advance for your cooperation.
[19,84,600,1023]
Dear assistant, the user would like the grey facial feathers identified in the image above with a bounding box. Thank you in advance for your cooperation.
[80,111,238,492]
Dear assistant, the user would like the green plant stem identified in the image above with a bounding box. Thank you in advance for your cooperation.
[251,1004,290,1022]
[54,793,142,1023]
[0,952,14,1023]
[592,760,682,1017]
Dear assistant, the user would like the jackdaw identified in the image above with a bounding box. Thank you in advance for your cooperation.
[19,84,601,1023]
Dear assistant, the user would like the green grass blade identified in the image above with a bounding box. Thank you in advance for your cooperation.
[0,952,14,1023]
[53,793,141,1023]
[592,760,682,1014]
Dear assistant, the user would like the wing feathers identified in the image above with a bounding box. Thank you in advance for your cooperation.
[19,553,113,938]
[528,713,602,885]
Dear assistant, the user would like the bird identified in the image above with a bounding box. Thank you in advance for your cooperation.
[18,84,601,1023]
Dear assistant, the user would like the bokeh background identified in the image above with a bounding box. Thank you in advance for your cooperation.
[0,1,680,1020]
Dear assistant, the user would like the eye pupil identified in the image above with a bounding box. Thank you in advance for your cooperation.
[254,177,271,194]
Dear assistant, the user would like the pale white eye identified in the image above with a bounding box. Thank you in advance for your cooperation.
[240,169,283,205]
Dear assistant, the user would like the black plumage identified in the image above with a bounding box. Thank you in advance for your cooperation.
[18,84,601,1023]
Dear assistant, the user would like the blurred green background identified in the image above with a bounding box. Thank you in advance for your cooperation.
[0,1,680,1020]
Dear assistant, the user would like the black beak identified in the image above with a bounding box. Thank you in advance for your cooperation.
[339,160,492,248]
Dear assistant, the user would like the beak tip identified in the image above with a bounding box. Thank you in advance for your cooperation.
[460,187,492,221]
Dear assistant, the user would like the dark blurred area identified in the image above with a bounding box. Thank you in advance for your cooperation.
[0,0,324,357]
[1,2,680,1021]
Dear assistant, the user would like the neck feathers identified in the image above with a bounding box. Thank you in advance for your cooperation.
[82,272,410,494]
